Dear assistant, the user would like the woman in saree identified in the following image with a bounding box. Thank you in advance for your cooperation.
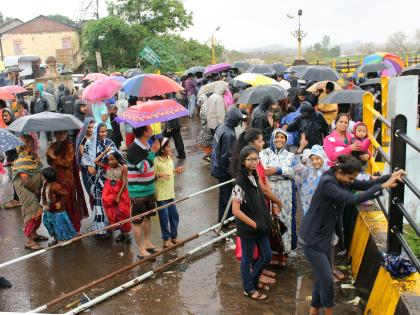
[46,130,88,233]
[82,123,117,238]
[12,135,46,250]
[260,129,296,264]
[76,117,95,196]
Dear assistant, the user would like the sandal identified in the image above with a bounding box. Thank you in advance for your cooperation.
[243,290,267,300]
[146,247,158,254]
[333,269,345,280]
[262,270,276,278]
[4,200,21,209]
[257,283,270,291]
[259,275,276,285]
[24,244,43,251]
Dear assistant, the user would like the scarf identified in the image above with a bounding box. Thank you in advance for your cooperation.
[12,150,42,180]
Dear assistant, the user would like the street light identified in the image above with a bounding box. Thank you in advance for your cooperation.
[289,9,307,60]
[211,26,221,65]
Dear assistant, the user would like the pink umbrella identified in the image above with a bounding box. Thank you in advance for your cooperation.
[0,85,27,94]
[82,73,108,82]
[81,78,122,102]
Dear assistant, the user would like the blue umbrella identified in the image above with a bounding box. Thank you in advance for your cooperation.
[0,128,23,153]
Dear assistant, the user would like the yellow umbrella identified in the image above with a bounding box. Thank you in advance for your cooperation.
[234,73,278,86]
[306,81,342,93]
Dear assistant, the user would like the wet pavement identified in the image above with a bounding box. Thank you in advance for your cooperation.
[0,118,362,314]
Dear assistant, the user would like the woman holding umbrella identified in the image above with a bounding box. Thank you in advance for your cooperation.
[82,123,118,238]
[2,108,20,208]
[46,130,88,233]
[12,135,45,250]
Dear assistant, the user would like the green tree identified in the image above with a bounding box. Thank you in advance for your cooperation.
[81,16,138,70]
[47,14,77,27]
[109,0,193,34]
[0,12,14,25]
[321,35,330,52]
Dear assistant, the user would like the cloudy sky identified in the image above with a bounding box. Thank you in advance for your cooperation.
[2,0,419,50]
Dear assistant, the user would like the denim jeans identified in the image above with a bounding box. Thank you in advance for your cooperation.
[187,94,196,117]
[240,235,272,293]
[157,199,179,240]
[302,245,335,308]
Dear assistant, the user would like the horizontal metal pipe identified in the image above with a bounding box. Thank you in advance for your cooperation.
[0,179,234,270]
[395,130,420,154]
[64,229,236,315]
[402,176,420,200]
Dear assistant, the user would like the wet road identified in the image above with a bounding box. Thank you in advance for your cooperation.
[0,118,362,314]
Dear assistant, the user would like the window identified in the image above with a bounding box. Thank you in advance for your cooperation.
[13,40,22,55]
[62,37,72,49]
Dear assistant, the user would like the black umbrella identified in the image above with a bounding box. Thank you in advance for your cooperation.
[286,65,310,78]
[232,61,251,74]
[301,66,340,82]
[183,66,205,77]
[248,64,276,77]
[271,62,287,74]
[6,66,23,73]
[319,90,366,104]
[229,78,251,89]
[237,85,287,105]
[124,68,144,78]
[355,63,389,76]
[358,78,382,88]
[401,64,420,76]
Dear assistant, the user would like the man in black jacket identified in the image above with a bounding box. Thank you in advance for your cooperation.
[211,107,247,221]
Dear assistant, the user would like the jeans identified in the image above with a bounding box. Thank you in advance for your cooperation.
[157,199,179,240]
[187,94,196,117]
[217,178,233,222]
[240,236,272,293]
[302,245,335,308]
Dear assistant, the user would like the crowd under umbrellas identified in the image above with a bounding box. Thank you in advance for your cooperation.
[0,50,417,313]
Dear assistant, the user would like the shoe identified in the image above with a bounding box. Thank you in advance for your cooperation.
[163,240,172,248]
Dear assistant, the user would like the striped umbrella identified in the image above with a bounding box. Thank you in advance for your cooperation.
[115,100,189,128]
[122,74,183,98]
[363,52,404,76]
[82,78,122,102]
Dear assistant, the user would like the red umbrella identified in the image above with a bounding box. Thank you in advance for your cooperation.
[82,73,108,82]
[115,100,189,128]
[122,74,183,97]
[0,90,15,100]
[0,85,27,94]
[82,78,122,102]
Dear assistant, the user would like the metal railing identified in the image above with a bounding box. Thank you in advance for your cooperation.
[363,95,420,272]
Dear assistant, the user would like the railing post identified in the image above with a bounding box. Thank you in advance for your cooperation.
[363,92,375,174]
[388,114,407,255]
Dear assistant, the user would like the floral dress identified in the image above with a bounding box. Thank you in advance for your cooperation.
[196,95,213,151]
[260,129,296,252]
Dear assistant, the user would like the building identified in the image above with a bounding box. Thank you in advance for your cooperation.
[0,18,24,61]
[0,15,83,71]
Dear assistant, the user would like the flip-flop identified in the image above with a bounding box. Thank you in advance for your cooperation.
[146,247,158,254]
[243,290,268,300]
[137,254,145,260]
[24,244,43,251]
[262,270,276,278]
[259,275,276,284]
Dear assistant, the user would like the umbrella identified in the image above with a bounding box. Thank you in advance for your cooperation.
[110,75,127,84]
[7,112,83,133]
[271,62,288,74]
[203,63,231,76]
[82,73,108,82]
[401,64,420,76]
[358,78,382,88]
[115,100,189,128]
[319,90,366,104]
[110,72,122,76]
[0,90,15,100]
[197,81,229,97]
[355,63,389,76]
[286,65,310,78]
[233,73,278,86]
[301,66,340,82]
[363,52,404,75]
[6,66,23,73]
[0,85,27,94]
[123,68,144,78]
[82,77,123,102]
[306,81,342,93]
[0,129,23,153]
[229,78,251,89]
[247,64,276,77]
[231,61,251,73]
[237,85,287,105]
[183,66,205,77]
[122,74,183,98]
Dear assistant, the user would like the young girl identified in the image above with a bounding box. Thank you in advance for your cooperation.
[351,122,371,176]
[232,146,273,301]
[154,138,184,248]
[95,150,131,242]
[41,167,77,246]
[299,155,404,315]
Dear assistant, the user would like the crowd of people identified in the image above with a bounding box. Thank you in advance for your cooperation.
[0,67,405,315]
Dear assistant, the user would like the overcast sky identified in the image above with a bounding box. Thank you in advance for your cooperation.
[2,0,419,50]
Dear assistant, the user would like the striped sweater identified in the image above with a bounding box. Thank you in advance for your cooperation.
[126,140,156,198]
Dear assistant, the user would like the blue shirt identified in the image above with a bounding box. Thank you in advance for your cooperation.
[92,102,112,130]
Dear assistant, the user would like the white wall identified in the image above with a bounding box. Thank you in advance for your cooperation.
[388,75,420,224]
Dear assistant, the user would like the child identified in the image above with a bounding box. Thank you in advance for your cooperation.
[231,146,273,301]
[293,143,329,216]
[154,138,184,248]
[41,167,77,246]
[96,149,131,243]
[351,122,371,168]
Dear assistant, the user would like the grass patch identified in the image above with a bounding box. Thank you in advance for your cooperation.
[404,224,420,259]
